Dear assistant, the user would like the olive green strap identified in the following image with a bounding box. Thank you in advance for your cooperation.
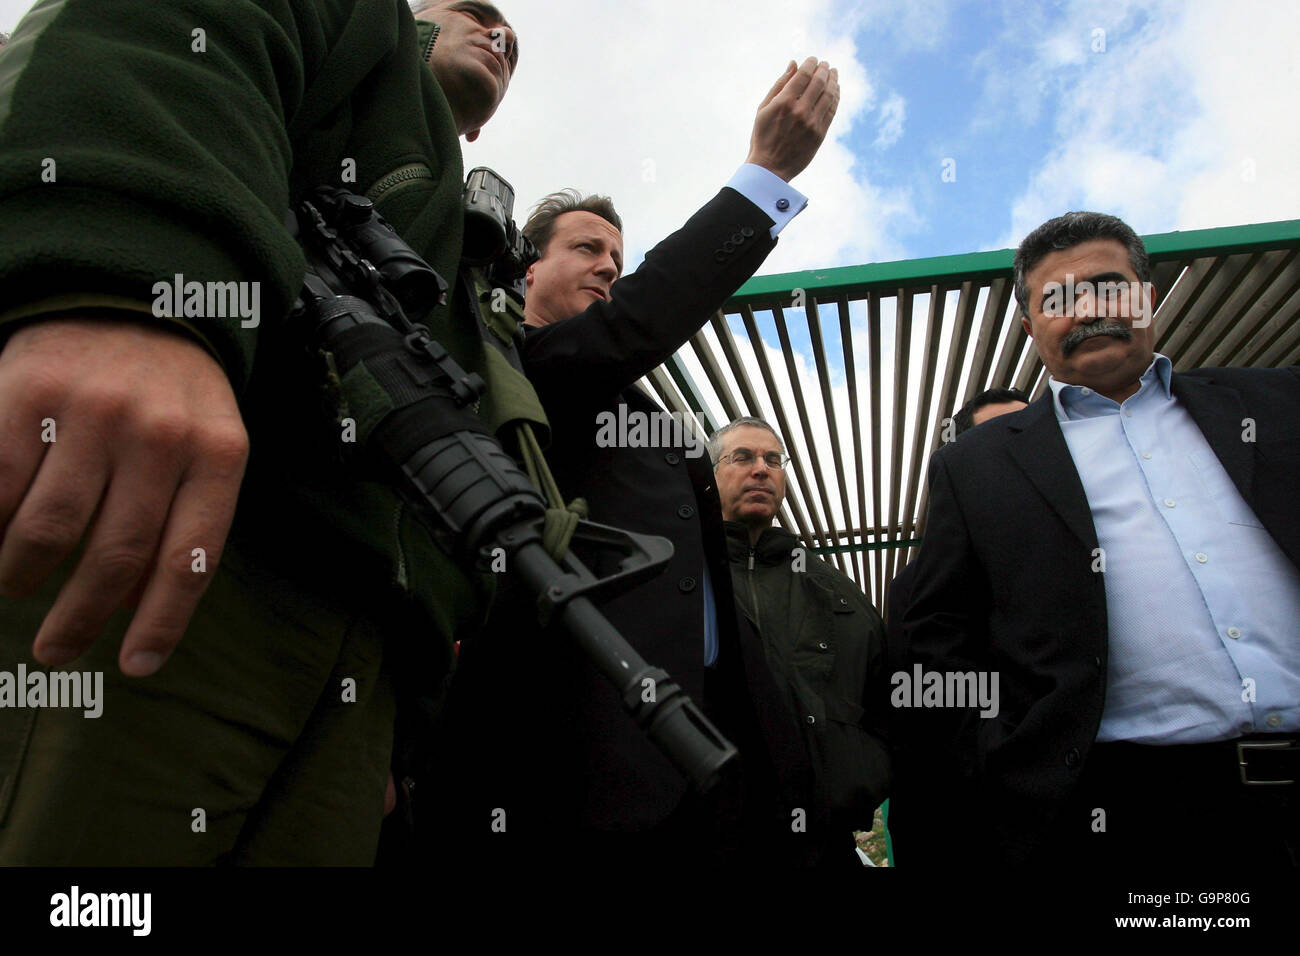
[517,422,587,561]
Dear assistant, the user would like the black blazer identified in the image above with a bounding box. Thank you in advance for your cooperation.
[893,365,1300,866]
[429,188,816,850]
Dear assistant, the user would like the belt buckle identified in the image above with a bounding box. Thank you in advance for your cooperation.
[1237,740,1296,786]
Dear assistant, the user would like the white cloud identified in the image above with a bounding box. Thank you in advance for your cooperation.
[986,0,1300,247]
[464,0,911,274]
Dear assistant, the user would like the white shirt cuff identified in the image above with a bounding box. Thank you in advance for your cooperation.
[725,164,808,238]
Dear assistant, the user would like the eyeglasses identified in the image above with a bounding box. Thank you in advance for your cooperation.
[716,448,790,470]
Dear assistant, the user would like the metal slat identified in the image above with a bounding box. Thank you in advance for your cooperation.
[837,296,871,590]
[898,282,947,568]
[1201,251,1298,368]
[688,323,744,424]
[961,278,1014,404]
[772,303,849,574]
[883,288,916,602]
[1222,257,1300,366]
[1252,282,1300,367]
[867,294,885,608]
[738,305,834,556]
[805,295,861,586]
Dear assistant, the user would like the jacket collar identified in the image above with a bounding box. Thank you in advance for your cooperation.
[998,367,1252,551]
[724,520,799,564]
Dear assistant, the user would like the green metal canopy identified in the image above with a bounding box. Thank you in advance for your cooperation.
[642,219,1300,614]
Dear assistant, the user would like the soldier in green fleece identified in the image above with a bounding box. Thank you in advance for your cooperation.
[0,0,528,864]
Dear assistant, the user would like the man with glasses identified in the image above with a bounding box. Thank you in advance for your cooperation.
[711,416,893,865]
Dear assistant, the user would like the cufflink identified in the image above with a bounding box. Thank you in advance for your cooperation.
[776,198,790,211]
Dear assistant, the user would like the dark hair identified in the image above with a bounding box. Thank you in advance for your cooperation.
[953,387,1030,435]
[522,190,622,256]
[1012,211,1151,318]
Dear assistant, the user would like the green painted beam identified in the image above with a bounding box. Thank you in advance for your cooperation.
[810,537,922,556]
[727,219,1300,309]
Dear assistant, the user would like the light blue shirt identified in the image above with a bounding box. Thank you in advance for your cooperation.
[726,164,808,238]
[1049,353,1300,743]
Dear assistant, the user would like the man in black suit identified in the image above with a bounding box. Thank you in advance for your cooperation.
[422,58,840,866]
[896,211,1300,870]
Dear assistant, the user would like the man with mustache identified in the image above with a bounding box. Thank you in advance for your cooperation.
[711,416,893,866]
[896,211,1300,869]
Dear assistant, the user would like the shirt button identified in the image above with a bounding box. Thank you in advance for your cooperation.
[678,576,697,593]
[776,198,790,211]
[677,505,695,519]
[1141,452,1152,460]
[817,641,828,650]
[1163,498,1176,508]
[1080,387,1092,396]
[1227,626,1242,639]
[664,452,681,465]
[1065,747,1081,768]
[1266,714,1283,728]
[1195,552,1208,563]
[805,714,816,725]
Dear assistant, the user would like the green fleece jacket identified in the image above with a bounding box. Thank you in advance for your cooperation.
[0,1,541,679]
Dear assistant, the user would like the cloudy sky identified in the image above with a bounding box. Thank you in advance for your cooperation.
[2,0,1295,274]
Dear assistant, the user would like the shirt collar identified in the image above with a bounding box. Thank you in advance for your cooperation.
[1049,352,1171,421]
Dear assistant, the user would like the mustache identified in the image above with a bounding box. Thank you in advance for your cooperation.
[1062,321,1132,357]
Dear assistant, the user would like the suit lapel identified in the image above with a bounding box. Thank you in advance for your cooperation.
[1005,393,1100,553]
[1169,372,1256,503]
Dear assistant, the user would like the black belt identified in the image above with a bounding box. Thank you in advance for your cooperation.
[1087,735,1299,789]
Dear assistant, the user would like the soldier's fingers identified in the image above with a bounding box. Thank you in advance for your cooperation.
[0,441,109,605]
[0,383,58,541]
[116,430,245,677]
[758,61,797,110]
[780,56,820,102]
[32,444,182,665]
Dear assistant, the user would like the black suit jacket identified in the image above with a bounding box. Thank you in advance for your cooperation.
[428,188,817,855]
[894,365,1300,867]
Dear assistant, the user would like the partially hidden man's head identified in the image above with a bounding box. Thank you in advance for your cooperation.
[953,386,1030,435]
[412,0,519,141]
[521,190,624,328]
[1013,211,1156,398]
[710,417,789,531]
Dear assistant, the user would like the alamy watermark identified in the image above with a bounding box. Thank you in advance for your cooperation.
[594,406,706,458]
[891,664,999,718]
[152,273,260,328]
[1041,275,1154,327]
[50,886,150,936]
[0,665,103,718]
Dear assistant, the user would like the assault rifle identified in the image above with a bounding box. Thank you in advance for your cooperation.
[286,186,738,793]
